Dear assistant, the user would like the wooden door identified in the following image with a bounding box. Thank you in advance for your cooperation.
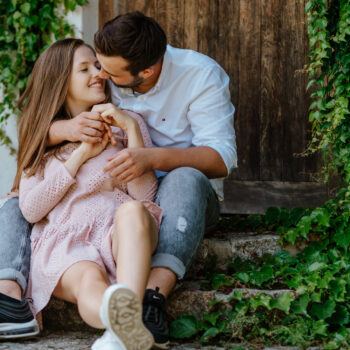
[98,0,330,213]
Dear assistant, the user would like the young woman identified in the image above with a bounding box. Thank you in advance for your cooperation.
[13,38,161,350]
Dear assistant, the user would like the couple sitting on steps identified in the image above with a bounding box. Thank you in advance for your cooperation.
[0,11,236,350]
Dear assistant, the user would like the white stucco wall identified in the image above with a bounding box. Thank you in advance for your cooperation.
[0,2,99,196]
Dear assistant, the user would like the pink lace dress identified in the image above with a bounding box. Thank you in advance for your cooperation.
[19,112,162,315]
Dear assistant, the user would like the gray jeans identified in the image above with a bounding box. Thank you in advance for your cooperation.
[152,167,220,278]
[0,167,219,290]
[0,197,32,294]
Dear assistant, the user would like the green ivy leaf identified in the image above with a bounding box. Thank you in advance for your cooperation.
[234,272,250,283]
[170,315,199,339]
[265,207,281,226]
[291,294,309,316]
[250,265,274,286]
[203,310,221,327]
[334,226,350,250]
[328,305,350,325]
[310,299,336,320]
[270,293,293,313]
[297,215,312,238]
[211,274,233,289]
[200,327,220,341]
[249,294,272,311]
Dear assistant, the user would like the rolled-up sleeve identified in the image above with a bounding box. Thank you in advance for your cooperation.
[188,65,237,175]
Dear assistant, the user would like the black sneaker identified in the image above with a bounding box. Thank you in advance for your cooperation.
[0,293,39,339]
[142,287,169,349]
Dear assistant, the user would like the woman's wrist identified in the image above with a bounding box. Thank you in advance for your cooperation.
[124,118,138,131]
[76,144,91,162]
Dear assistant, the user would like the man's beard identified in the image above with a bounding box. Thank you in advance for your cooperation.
[112,75,144,89]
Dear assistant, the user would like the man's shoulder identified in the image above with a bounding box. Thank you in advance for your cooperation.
[167,45,221,73]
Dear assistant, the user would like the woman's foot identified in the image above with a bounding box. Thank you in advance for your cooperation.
[92,284,154,350]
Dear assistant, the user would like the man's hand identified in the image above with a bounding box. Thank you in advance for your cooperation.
[67,111,106,143]
[104,148,154,183]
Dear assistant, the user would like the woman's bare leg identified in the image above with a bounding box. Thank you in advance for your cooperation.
[53,261,110,328]
[112,200,158,300]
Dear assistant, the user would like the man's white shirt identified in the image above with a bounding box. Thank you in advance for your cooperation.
[109,45,237,200]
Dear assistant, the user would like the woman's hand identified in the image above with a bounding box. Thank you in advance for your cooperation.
[79,131,109,161]
[91,103,136,131]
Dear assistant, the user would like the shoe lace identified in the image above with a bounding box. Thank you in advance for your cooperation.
[143,287,163,325]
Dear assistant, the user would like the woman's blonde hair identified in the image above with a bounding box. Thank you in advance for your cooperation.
[13,38,108,190]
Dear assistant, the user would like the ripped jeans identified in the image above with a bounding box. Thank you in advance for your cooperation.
[152,167,220,279]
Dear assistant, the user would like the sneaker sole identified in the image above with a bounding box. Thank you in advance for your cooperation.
[0,319,40,339]
[104,286,154,350]
[152,341,170,349]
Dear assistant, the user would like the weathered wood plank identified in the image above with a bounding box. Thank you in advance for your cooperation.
[182,0,198,50]
[280,0,316,182]
[221,180,330,214]
[260,0,283,181]
[196,0,217,57]
[98,0,115,27]
[155,0,184,48]
[229,0,261,181]
[216,0,239,96]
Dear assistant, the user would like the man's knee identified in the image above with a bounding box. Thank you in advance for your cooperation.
[160,167,210,195]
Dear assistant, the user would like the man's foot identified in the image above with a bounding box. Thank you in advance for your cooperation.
[0,293,39,339]
[92,284,154,350]
[142,287,169,349]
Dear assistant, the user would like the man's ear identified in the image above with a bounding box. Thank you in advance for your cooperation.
[139,67,154,79]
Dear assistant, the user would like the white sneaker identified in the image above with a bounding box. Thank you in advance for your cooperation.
[91,330,125,350]
[96,284,154,350]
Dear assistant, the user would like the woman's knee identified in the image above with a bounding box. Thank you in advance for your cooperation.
[115,201,149,225]
[114,201,153,238]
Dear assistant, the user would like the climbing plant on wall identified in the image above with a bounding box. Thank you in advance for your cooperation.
[171,1,350,348]
[0,0,88,154]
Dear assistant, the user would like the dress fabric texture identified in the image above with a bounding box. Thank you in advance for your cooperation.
[18,111,162,316]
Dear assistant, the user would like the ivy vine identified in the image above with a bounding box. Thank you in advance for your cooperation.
[171,1,350,349]
[0,0,88,154]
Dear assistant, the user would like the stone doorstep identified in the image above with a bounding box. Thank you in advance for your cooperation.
[192,232,304,274]
[0,331,321,350]
[42,281,294,331]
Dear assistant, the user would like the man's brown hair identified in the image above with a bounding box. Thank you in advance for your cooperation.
[94,11,167,76]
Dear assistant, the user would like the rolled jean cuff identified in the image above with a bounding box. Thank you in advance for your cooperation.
[0,268,27,294]
[151,253,186,280]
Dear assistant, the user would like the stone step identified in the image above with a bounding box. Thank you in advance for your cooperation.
[42,281,294,331]
[0,331,320,350]
[194,232,282,270]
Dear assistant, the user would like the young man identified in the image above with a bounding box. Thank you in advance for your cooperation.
[92,11,237,348]
[0,11,236,348]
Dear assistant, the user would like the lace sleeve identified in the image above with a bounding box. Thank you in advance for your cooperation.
[123,111,158,201]
[19,158,76,223]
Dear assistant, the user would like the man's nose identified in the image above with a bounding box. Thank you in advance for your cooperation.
[99,68,109,79]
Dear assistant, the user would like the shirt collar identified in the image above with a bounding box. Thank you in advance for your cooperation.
[153,44,171,92]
